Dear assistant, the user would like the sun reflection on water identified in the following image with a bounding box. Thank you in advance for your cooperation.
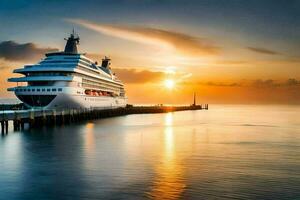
[148,113,186,199]
[84,122,95,154]
[165,112,173,126]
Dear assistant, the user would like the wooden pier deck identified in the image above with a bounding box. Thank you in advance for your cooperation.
[0,104,208,134]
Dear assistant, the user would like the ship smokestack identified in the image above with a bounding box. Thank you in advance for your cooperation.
[64,30,79,54]
[101,57,111,68]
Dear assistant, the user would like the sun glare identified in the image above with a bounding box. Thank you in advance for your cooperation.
[164,79,175,89]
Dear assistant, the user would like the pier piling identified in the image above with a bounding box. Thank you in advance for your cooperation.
[5,121,8,133]
[1,121,4,134]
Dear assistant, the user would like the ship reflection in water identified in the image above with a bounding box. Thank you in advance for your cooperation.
[0,105,300,199]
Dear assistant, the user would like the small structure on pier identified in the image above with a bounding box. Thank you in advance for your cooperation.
[191,92,208,110]
[193,92,196,106]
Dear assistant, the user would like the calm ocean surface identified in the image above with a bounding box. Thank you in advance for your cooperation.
[0,105,300,200]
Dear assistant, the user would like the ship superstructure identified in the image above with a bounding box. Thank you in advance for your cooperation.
[8,31,127,109]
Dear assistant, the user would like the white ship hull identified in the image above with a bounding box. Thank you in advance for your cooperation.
[46,93,127,110]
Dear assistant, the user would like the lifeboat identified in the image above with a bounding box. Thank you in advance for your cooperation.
[92,91,97,96]
[85,90,92,95]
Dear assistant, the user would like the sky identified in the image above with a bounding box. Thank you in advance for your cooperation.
[0,0,300,104]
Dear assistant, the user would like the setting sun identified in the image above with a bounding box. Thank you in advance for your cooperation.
[164,79,175,89]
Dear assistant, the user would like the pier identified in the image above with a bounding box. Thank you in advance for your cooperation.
[0,104,208,134]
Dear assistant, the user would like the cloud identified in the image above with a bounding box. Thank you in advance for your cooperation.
[114,68,165,83]
[191,79,300,88]
[68,19,219,57]
[251,79,278,87]
[285,78,300,86]
[200,82,242,87]
[251,79,299,87]
[0,41,58,62]
[0,58,23,70]
[246,47,281,55]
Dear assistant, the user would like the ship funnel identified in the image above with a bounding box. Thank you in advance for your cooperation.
[101,57,111,68]
[64,30,80,54]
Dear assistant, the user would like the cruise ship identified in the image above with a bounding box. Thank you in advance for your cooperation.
[8,31,127,109]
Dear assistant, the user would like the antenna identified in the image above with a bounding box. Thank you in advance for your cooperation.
[72,27,77,38]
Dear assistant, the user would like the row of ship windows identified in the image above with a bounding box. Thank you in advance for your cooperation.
[78,57,92,64]
[82,82,120,93]
[26,71,102,78]
[42,58,94,68]
[82,78,122,89]
[79,72,121,87]
[78,61,97,69]
[77,65,103,77]
[40,60,77,64]
[77,63,113,77]
[26,72,71,76]
[46,56,92,63]
[45,56,91,63]
[16,88,63,92]
[58,56,92,63]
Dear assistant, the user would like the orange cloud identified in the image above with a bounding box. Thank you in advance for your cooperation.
[114,67,193,85]
[114,68,165,83]
[68,19,219,57]
[0,59,24,97]
[184,79,300,88]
